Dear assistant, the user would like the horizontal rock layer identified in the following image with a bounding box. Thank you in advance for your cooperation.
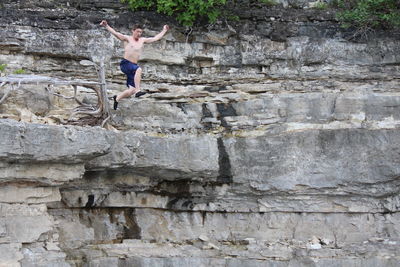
[1,0,400,266]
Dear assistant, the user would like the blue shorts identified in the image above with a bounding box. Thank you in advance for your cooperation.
[120,59,139,88]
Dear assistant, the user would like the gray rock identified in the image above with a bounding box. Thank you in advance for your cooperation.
[0,243,23,266]
[0,119,110,163]
[0,0,400,266]
[87,131,220,179]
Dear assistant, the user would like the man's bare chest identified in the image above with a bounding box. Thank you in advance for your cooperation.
[125,39,144,52]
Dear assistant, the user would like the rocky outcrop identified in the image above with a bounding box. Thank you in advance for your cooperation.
[1,0,400,266]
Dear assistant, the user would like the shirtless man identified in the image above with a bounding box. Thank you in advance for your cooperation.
[100,20,169,110]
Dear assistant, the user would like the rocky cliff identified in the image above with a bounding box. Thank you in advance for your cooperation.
[1,0,400,266]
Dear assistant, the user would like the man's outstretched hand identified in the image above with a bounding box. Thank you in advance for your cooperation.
[163,25,170,31]
[100,20,108,27]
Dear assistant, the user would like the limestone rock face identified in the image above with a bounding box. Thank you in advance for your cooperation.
[1,0,400,266]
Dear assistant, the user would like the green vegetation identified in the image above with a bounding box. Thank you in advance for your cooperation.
[0,65,27,75]
[121,0,227,26]
[313,1,329,10]
[13,69,25,74]
[0,64,6,72]
[259,0,277,6]
[335,0,400,30]
[120,0,399,32]
[121,0,281,26]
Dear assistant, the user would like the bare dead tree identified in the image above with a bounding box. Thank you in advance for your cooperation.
[0,34,116,127]
[81,36,115,126]
[73,59,112,125]
[0,74,109,125]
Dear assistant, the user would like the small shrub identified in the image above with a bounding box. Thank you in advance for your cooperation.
[121,0,227,26]
[313,1,329,10]
[0,64,6,72]
[121,0,279,26]
[227,14,240,22]
[259,0,277,7]
[335,0,400,30]
[13,69,25,74]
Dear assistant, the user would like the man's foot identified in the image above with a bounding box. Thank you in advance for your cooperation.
[113,95,118,110]
[135,91,147,98]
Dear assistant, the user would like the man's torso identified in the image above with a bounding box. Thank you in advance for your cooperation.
[123,36,144,63]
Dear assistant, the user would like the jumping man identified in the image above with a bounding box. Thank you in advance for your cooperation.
[100,20,169,110]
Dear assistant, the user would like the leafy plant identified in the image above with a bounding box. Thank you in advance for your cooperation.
[13,69,25,74]
[226,14,240,22]
[313,1,329,10]
[335,0,400,30]
[0,64,6,72]
[259,0,277,6]
[121,0,227,26]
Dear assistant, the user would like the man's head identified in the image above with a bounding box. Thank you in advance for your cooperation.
[131,24,143,40]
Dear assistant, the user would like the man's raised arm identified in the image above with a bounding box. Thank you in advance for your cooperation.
[143,25,170,43]
[100,20,128,42]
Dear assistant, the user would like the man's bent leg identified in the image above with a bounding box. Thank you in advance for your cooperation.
[114,87,137,109]
[134,67,142,92]
[116,86,138,102]
[133,68,146,97]
[116,67,141,102]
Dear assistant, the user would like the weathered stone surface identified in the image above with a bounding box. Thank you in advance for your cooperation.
[1,0,400,266]
[0,119,110,163]
[86,132,220,179]
[0,162,85,185]
[0,204,54,243]
[20,245,69,267]
[0,185,60,204]
[133,209,400,244]
[76,240,400,267]
[84,257,400,267]
[225,129,400,194]
[0,243,23,267]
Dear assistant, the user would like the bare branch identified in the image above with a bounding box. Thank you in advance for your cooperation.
[72,103,99,112]
[0,83,12,105]
[68,107,102,121]
[101,115,112,128]
[72,85,84,106]
[0,75,101,87]
[0,72,112,127]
